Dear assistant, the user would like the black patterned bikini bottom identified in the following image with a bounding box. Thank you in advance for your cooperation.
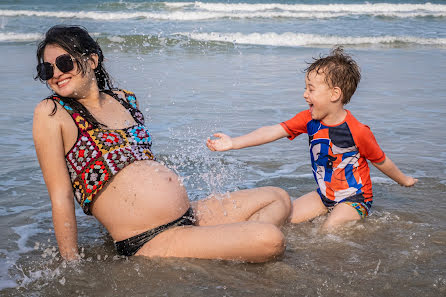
[114,207,196,256]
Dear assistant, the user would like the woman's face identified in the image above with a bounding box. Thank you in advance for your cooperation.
[43,44,96,98]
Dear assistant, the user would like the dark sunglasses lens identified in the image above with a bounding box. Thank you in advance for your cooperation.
[56,55,74,73]
[37,62,53,80]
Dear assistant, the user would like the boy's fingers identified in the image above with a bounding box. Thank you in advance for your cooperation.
[213,133,225,138]
[403,177,418,187]
[205,139,214,150]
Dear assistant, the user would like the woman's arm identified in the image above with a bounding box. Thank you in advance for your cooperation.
[207,124,289,152]
[372,156,418,187]
[33,100,79,260]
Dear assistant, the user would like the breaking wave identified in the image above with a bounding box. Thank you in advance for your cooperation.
[2,31,445,48]
[175,31,446,47]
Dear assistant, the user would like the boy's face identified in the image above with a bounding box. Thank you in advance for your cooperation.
[303,70,337,122]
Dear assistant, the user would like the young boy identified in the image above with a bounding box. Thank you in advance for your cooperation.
[207,47,417,231]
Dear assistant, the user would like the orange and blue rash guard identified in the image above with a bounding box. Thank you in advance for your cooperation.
[280,110,386,204]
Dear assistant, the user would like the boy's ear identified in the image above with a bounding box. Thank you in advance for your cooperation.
[330,86,342,103]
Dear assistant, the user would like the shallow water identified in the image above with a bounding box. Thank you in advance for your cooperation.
[1,1,446,296]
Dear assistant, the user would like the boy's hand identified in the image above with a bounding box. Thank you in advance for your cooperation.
[372,157,418,188]
[399,176,418,187]
[207,133,233,151]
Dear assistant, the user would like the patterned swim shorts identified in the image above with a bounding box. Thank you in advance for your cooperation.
[341,201,373,219]
[319,192,373,219]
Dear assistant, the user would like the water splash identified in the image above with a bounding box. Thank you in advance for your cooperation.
[161,125,244,200]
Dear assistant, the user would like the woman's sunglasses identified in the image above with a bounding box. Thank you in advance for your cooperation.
[37,54,75,80]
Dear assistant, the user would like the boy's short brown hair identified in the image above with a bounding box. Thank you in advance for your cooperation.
[305,46,361,104]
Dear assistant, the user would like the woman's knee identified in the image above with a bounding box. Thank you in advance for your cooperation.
[253,224,286,260]
[265,186,291,213]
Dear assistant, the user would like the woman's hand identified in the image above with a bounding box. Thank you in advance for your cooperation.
[207,133,233,151]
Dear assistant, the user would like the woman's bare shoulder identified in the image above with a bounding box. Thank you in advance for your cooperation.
[33,97,71,124]
[34,98,57,117]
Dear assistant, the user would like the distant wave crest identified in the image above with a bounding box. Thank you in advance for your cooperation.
[166,1,446,13]
[0,32,42,42]
[175,32,446,47]
[2,31,445,47]
[1,6,445,21]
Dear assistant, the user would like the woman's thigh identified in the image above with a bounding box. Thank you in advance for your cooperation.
[135,221,285,263]
[191,186,290,226]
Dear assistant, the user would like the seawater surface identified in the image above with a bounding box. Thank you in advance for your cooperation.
[0,0,445,296]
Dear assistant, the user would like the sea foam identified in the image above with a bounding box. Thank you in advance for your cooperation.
[1,7,445,21]
[2,30,445,47]
[0,32,42,42]
[166,2,446,13]
[175,32,446,47]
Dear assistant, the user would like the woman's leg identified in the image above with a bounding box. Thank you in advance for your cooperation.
[191,186,291,227]
[135,221,285,263]
[288,191,328,224]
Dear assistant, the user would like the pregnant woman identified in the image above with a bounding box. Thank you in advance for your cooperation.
[33,25,291,262]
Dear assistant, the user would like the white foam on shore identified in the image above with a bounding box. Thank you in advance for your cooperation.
[0,256,17,289]
[175,32,446,47]
[371,176,396,184]
[1,8,445,21]
[0,222,41,290]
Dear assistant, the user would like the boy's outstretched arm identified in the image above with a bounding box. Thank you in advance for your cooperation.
[207,124,289,151]
[372,157,418,187]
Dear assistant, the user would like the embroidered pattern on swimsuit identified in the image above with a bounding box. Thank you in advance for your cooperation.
[50,89,155,215]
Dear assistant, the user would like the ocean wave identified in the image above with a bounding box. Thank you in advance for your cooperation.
[0,8,445,21]
[175,32,446,47]
[2,31,445,48]
[166,2,446,14]
[97,1,168,11]
[0,32,42,42]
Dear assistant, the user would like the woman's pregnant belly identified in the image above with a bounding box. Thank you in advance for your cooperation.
[91,160,191,241]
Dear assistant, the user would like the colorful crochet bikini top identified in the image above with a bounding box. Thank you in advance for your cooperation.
[50,89,155,215]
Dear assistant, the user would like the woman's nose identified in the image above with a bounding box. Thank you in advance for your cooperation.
[52,64,63,78]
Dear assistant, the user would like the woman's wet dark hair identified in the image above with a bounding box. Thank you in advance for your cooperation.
[36,25,113,90]
[36,25,113,127]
